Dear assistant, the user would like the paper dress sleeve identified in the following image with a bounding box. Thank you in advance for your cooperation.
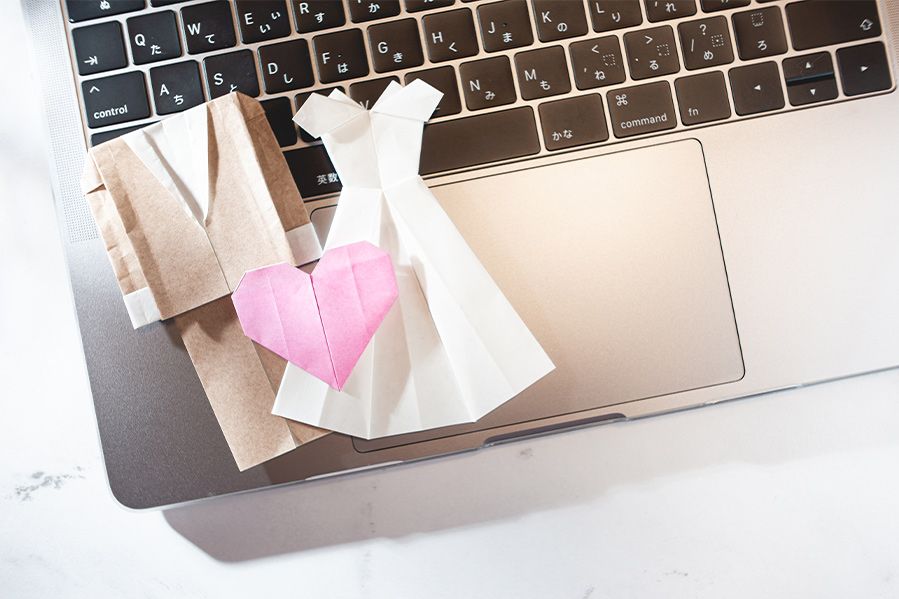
[371,79,443,122]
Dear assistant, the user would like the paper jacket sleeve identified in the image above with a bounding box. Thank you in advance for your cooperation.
[81,154,162,329]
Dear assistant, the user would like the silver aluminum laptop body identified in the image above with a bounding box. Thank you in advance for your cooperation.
[23,0,899,509]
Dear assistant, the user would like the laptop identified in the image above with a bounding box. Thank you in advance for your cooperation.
[22,0,899,509]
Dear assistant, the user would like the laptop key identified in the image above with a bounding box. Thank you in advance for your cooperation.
[295,87,344,141]
[477,0,534,52]
[624,25,680,80]
[674,71,731,125]
[82,71,151,128]
[235,1,291,43]
[782,52,837,106]
[588,1,642,33]
[405,66,462,117]
[514,46,571,100]
[700,0,749,12]
[569,36,626,90]
[728,61,784,116]
[606,81,677,138]
[459,56,517,110]
[313,29,370,83]
[90,123,152,146]
[678,16,734,70]
[204,49,260,98]
[837,42,892,97]
[368,19,425,73]
[350,76,400,109]
[293,0,346,33]
[72,22,128,76]
[405,0,455,11]
[532,0,588,42]
[149,60,205,115]
[644,0,696,22]
[181,1,237,55]
[422,8,479,62]
[538,94,609,151]
[260,97,297,147]
[258,39,315,93]
[127,11,182,65]
[420,106,540,174]
[285,146,342,198]
[786,1,881,51]
[731,7,786,61]
[348,0,401,23]
[66,0,144,23]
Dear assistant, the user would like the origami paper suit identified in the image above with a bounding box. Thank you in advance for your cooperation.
[273,80,555,439]
[81,93,328,470]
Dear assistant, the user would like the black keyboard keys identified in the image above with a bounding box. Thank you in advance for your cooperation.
[783,52,837,106]
[423,8,479,62]
[644,0,696,22]
[181,1,237,54]
[313,29,370,83]
[72,22,127,75]
[700,0,749,12]
[678,16,734,70]
[348,0,401,23]
[514,46,571,100]
[405,0,455,11]
[127,11,182,65]
[477,0,534,52]
[624,26,680,80]
[606,81,677,138]
[235,1,291,43]
[837,42,892,97]
[420,107,540,174]
[728,61,784,115]
[204,49,260,98]
[368,19,424,72]
[82,71,150,128]
[293,0,346,33]
[349,76,399,108]
[261,97,297,147]
[569,36,626,90]
[66,0,144,23]
[149,60,205,114]
[674,71,731,124]
[588,1,642,33]
[532,0,589,42]
[259,39,315,92]
[538,94,609,151]
[405,66,462,117]
[731,7,787,60]
[459,56,517,110]
[285,146,342,197]
[786,1,881,51]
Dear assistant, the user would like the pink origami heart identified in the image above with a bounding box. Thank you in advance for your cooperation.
[232,241,398,390]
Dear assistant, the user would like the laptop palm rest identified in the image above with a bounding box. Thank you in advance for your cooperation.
[308,138,745,453]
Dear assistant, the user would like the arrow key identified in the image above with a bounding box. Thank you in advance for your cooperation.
[569,36,626,90]
[837,42,892,97]
[72,21,127,76]
[728,61,784,116]
[423,8,480,62]
[783,52,837,106]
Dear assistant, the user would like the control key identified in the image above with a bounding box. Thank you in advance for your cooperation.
[82,71,151,129]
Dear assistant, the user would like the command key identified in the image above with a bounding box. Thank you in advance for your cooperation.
[606,81,677,138]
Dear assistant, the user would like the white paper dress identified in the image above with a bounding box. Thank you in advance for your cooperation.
[273,80,554,439]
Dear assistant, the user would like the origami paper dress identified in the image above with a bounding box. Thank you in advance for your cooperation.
[273,80,555,439]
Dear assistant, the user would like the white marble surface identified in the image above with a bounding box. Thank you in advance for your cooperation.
[2,3,899,597]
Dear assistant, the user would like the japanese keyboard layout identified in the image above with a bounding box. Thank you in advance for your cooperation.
[67,0,894,199]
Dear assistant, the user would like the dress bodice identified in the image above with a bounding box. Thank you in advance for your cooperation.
[294,80,442,189]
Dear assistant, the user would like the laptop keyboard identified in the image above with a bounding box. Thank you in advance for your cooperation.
[67,0,894,199]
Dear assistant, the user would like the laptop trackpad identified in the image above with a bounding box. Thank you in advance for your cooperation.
[333,139,744,452]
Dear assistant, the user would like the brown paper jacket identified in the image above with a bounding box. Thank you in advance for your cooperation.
[80,93,328,470]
